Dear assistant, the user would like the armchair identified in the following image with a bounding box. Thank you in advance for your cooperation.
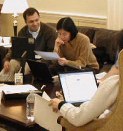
[58,49,123,131]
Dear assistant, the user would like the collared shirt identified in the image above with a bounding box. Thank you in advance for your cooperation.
[28,26,40,39]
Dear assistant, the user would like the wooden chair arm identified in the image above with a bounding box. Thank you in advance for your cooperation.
[57,116,109,131]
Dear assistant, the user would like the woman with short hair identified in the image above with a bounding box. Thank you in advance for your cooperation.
[54,17,99,72]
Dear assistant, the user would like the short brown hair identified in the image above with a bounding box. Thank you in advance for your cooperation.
[23,7,40,22]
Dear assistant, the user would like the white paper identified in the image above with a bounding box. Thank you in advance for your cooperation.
[96,72,107,80]
[0,42,12,47]
[42,91,51,101]
[1,84,37,94]
[0,37,11,47]
[0,36,2,43]
[34,94,62,131]
[35,51,60,60]
[35,54,42,59]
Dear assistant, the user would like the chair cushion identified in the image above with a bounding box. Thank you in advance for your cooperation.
[92,47,109,69]
[93,29,119,63]
[78,26,96,43]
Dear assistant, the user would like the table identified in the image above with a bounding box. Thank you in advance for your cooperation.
[0,81,62,130]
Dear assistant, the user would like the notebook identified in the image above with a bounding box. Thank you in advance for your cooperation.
[58,71,98,106]
[1,84,42,100]
[27,59,53,83]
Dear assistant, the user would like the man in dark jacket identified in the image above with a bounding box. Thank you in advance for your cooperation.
[18,7,57,52]
[0,7,57,81]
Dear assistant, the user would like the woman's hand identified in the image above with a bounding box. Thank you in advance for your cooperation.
[49,98,62,112]
[58,58,68,66]
[55,37,64,46]
[54,37,65,52]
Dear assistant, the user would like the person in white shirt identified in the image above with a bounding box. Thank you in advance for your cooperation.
[49,75,119,126]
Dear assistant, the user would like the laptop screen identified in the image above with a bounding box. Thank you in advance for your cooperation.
[27,59,53,83]
[11,37,35,59]
[59,71,97,105]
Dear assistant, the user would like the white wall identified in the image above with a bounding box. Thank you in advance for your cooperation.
[0,0,4,4]
[1,0,107,17]
[29,0,107,17]
[107,0,123,30]
[0,0,107,36]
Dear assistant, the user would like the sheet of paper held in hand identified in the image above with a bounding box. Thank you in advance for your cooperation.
[34,94,62,131]
[35,51,60,60]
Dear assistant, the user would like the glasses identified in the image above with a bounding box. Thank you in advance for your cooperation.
[57,32,69,38]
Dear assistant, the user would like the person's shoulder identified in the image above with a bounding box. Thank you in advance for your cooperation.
[19,25,28,31]
[77,32,89,40]
[18,25,28,36]
[76,32,90,43]
[40,22,57,38]
[41,22,56,32]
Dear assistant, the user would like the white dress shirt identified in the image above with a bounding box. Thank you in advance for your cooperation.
[29,27,40,39]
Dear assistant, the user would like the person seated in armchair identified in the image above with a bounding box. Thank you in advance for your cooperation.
[0,7,57,81]
[49,74,119,127]
[52,17,99,74]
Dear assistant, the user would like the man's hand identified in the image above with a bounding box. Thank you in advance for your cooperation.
[49,98,62,112]
[3,60,11,73]
[58,57,68,66]
[56,91,64,100]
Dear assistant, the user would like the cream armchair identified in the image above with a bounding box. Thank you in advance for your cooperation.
[58,49,123,131]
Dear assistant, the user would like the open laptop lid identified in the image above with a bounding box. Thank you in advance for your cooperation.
[11,37,35,59]
[58,70,98,106]
[27,59,53,83]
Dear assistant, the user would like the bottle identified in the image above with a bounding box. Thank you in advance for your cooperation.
[26,91,35,121]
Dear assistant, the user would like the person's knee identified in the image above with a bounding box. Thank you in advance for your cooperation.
[24,62,31,75]
[10,59,21,72]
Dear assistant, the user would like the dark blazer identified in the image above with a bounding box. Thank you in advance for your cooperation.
[18,22,57,52]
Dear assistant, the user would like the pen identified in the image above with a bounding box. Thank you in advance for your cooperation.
[18,67,22,73]
[41,85,46,90]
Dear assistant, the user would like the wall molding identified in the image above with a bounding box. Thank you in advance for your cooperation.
[39,10,107,28]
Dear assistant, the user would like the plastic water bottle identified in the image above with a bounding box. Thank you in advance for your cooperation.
[26,91,35,121]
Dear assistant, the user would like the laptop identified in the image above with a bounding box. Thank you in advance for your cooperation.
[11,37,35,59]
[27,59,53,83]
[58,70,98,106]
